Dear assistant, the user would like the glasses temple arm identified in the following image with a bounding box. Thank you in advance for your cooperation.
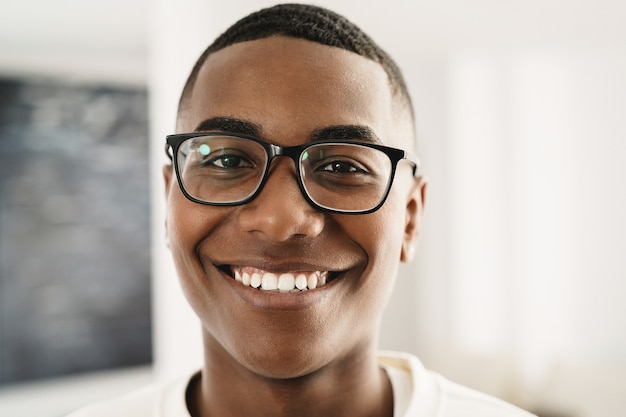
[405,151,420,177]
[165,144,174,161]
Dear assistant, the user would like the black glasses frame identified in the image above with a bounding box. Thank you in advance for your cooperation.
[165,132,420,215]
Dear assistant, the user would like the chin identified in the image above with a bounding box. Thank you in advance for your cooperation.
[240,353,326,380]
[208,321,340,380]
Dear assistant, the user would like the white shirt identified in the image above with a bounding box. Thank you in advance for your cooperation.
[67,351,535,417]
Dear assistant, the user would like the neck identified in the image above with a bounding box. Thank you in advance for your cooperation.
[189,332,393,417]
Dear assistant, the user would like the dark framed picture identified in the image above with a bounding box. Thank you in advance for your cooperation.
[0,77,152,384]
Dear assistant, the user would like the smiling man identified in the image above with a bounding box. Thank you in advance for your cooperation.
[69,4,535,417]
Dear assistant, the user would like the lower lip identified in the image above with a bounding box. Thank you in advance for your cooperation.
[220,269,339,311]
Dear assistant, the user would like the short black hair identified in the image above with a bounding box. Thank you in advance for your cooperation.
[179,3,414,120]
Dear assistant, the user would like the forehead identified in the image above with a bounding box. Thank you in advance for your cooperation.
[181,37,407,147]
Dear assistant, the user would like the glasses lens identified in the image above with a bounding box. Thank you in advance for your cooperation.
[176,136,267,203]
[300,143,392,212]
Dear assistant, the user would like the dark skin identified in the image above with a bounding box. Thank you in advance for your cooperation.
[164,36,427,417]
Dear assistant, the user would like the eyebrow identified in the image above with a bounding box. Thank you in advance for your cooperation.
[310,125,382,144]
[194,117,381,144]
[194,117,263,137]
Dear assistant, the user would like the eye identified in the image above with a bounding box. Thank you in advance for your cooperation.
[320,160,363,174]
[199,149,254,169]
[209,154,250,169]
[303,146,373,177]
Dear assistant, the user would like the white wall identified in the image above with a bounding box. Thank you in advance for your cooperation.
[435,49,626,415]
[1,1,625,416]
[0,0,148,85]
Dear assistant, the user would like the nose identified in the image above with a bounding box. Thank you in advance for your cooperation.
[237,159,324,242]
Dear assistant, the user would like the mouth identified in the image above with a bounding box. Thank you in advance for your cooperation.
[219,265,340,293]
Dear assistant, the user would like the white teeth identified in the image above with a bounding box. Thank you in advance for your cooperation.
[242,272,251,286]
[250,273,261,288]
[295,274,308,290]
[278,273,295,292]
[307,273,317,289]
[231,268,331,292]
[261,273,278,290]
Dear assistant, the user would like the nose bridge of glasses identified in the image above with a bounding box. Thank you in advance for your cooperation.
[254,146,314,214]
[267,142,308,167]
[259,143,312,207]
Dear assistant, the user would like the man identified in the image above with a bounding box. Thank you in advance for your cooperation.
[70,4,535,417]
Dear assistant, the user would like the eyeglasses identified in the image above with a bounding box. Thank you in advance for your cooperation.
[165,132,419,215]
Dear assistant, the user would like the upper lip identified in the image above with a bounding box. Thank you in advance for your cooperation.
[204,241,363,277]
[216,259,346,274]
[213,252,353,274]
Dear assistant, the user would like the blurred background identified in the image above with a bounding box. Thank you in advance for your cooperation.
[0,0,625,416]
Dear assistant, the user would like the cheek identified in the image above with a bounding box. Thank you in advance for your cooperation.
[357,197,406,263]
[166,194,226,301]
[167,188,226,251]
[343,198,407,309]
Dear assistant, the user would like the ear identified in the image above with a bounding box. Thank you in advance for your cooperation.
[163,164,174,248]
[163,163,174,195]
[400,176,428,263]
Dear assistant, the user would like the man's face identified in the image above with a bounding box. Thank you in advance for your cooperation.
[164,37,425,378]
